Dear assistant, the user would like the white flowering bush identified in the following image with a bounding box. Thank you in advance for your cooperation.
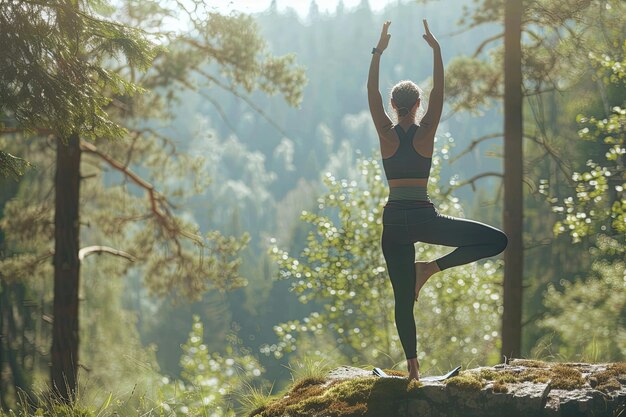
[156,316,264,417]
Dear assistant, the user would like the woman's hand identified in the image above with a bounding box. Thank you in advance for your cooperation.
[422,19,440,50]
[376,20,391,53]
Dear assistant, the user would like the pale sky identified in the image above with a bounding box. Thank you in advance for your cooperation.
[212,0,401,17]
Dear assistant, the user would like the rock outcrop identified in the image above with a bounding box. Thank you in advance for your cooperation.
[249,360,626,417]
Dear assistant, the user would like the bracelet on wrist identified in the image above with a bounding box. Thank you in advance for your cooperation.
[372,47,382,55]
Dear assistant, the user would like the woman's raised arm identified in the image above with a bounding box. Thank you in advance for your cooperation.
[420,19,443,130]
[368,21,393,135]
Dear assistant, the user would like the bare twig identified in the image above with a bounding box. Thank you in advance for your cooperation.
[175,77,239,134]
[196,69,291,138]
[473,33,505,58]
[78,245,136,262]
[523,237,553,250]
[441,172,503,197]
[523,134,575,187]
[450,133,503,164]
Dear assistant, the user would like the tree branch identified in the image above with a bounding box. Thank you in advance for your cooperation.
[0,127,53,136]
[473,33,505,58]
[523,134,576,187]
[196,69,291,138]
[450,133,503,164]
[174,77,239,135]
[523,237,553,250]
[441,172,503,197]
[79,140,202,252]
[78,246,136,262]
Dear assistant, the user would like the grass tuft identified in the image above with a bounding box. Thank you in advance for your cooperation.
[235,380,276,417]
[284,357,333,383]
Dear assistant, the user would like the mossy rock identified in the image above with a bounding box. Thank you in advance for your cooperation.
[255,375,424,417]
[251,363,626,417]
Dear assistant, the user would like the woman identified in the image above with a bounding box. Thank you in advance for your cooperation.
[367,19,508,381]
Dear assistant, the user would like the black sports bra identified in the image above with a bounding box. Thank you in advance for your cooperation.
[382,124,432,180]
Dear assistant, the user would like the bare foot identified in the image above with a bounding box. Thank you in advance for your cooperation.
[414,261,440,300]
[407,357,420,381]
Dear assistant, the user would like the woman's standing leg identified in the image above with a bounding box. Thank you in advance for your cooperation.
[381,219,420,380]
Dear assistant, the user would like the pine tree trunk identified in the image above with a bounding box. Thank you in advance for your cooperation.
[51,133,81,402]
[0,284,7,410]
[501,0,524,359]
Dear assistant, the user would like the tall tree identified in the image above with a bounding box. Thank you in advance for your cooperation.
[436,0,624,358]
[2,0,156,400]
[51,133,82,400]
[501,0,524,359]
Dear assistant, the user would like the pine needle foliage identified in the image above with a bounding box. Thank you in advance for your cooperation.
[0,0,159,140]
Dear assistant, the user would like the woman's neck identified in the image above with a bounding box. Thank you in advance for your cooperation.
[396,118,416,129]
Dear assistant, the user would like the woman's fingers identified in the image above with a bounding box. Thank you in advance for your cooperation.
[376,20,391,50]
[423,19,431,35]
[422,19,439,49]
[381,20,391,37]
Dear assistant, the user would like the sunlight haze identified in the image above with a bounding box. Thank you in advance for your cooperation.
[214,0,403,17]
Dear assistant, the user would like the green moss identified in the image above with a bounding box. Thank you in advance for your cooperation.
[550,365,585,390]
[479,369,498,380]
[609,362,626,375]
[290,376,327,393]
[445,372,484,391]
[509,359,549,368]
[383,369,408,378]
[495,371,519,383]
[519,369,552,383]
[590,363,626,393]
[597,378,621,392]
[492,380,508,393]
[480,365,569,387]
[407,379,423,391]
[259,379,335,416]
[478,364,583,389]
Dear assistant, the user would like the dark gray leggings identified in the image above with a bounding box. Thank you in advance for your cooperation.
[381,203,508,360]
